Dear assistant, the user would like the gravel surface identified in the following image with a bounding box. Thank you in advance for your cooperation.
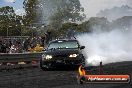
[0,61,132,88]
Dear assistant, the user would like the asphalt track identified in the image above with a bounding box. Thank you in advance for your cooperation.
[0,61,132,88]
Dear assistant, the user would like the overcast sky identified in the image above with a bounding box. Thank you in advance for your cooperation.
[80,0,132,18]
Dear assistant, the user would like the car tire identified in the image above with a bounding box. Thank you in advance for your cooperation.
[40,67,49,71]
[40,61,52,71]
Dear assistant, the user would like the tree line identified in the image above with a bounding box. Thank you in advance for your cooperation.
[0,0,132,38]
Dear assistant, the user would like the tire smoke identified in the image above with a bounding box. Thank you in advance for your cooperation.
[77,28,132,66]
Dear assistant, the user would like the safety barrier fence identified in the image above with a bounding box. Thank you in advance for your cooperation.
[0,52,43,69]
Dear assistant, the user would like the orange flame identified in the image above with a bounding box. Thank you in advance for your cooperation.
[78,65,86,76]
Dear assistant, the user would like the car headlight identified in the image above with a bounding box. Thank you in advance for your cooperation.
[46,55,52,60]
[42,54,52,60]
[69,54,78,58]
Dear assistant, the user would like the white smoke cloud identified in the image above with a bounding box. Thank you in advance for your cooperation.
[77,28,132,66]
[80,0,132,18]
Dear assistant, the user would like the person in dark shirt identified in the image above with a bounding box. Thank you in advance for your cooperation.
[0,41,2,53]
[1,43,6,53]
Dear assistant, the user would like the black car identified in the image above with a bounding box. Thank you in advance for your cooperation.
[40,39,85,70]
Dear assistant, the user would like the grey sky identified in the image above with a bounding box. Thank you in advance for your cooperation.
[80,0,132,18]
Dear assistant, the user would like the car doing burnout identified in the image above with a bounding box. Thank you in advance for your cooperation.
[40,39,85,70]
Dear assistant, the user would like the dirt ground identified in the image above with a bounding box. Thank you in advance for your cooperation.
[0,61,132,88]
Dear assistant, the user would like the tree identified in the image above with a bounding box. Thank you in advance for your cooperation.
[81,17,109,32]
[0,6,23,36]
[60,23,81,32]
[49,0,86,29]
[23,0,37,26]
[23,0,86,37]
[111,16,132,30]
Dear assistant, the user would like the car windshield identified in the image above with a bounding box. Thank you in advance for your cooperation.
[48,40,79,49]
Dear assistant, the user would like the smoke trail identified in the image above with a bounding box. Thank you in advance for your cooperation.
[77,28,132,66]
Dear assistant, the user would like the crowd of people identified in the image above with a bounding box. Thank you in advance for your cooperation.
[0,36,46,53]
[0,31,57,53]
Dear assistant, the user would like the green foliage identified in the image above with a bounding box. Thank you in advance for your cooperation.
[54,22,85,37]
[0,6,15,15]
[111,16,132,29]
[57,17,111,36]
[0,6,23,36]
[60,23,79,33]
[23,0,37,26]
[50,0,86,29]
[81,17,109,32]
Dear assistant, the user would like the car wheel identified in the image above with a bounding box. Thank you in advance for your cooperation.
[40,67,49,71]
[40,61,52,71]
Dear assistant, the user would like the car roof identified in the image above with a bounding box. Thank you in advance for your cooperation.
[49,39,78,44]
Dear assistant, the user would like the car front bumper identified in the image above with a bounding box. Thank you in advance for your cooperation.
[41,57,83,67]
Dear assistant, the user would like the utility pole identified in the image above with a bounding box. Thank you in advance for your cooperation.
[7,27,8,37]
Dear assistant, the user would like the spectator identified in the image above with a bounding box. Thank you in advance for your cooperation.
[0,41,2,53]
[9,45,16,53]
[0,36,43,53]
[23,38,30,51]
[1,43,6,53]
